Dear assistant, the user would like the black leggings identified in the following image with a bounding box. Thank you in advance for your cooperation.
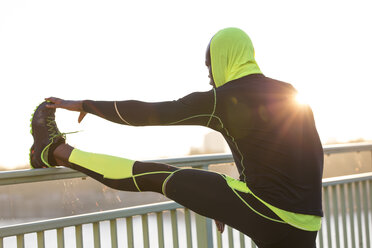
[69,161,318,248]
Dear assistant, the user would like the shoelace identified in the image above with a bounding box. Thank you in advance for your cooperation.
[46,116,60,139]
[46,116,79,140]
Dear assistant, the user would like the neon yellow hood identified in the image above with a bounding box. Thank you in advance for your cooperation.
[210,28,262,88]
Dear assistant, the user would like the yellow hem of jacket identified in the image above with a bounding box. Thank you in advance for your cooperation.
[225,176,321,231]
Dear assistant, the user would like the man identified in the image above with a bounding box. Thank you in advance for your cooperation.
[30,27,323,247]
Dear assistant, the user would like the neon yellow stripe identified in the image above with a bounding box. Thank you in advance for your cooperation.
[167,114,214,125]
[114,101,132,125]
[161,170,181,196]
[228,182,286,224]
[259,199,322,231]
[224,175,322,231]
[132,171,175,193]
[202,110,247,182]
[132,177,141,192]
[68,149,135,179]
[133,171,174,178]
[41,139,54,167]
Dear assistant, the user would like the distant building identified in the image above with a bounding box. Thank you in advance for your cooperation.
[189,131,227,155]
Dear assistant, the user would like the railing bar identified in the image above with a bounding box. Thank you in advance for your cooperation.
[2,143,371,184]
[0,154,235,185]
[318,224,324,248]
[0,201,183,238]
[355,181,363,248]
[75,224,83,248]
[322,173,372,187]
[340,184,348,248]
[2,175,372,238]
[363,181,371,248]
[216,229,222,248]
[37,231,45,248]
[318,187,324,248]
[324,186,332,248]
[348,183,356,248]
[93,222,100,248]
[156,212,164,248]
[322,143,372,154]
[332,185,340,248]
[57,228,64,248]
[239,232,245,248]
[370,180,372,217]
[110,219,118,248]
[126,217,134,248]
[1,152,372,186]
[16,234,24,248]
[141,214,150,248]
[170,210,179,248]
[184,208,193,248]
[227,226,233,248]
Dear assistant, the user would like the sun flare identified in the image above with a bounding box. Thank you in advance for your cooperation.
[295,92,310,105]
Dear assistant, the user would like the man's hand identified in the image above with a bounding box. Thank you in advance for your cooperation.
[215,220,225,233]
[45,97,87,123]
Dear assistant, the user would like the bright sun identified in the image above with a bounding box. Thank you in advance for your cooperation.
[295,92,311,105]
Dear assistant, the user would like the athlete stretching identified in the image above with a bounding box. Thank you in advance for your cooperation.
[30,28,324,248]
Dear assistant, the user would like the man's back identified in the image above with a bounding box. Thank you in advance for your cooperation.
[212,74,324,216]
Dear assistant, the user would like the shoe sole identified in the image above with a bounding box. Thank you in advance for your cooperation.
[29,102,44,169]
[29,101,66,168]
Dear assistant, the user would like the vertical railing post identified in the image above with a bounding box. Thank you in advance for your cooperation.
[93,222,100,248]
[170,210,179,248]
[126,217,134,248]
[184,208,193,248]
[355,182,363,248]
[110,219,118,248]
[340,184,348,248]
[75,225,83,248]
[332,185,340,248]
[57,228,64,248]
[16,235,24,248]
[195,214,213,248]
[348,183,356,248]
[194,164,214,248]
[37,231,45,248]
[156,212,165,248]
[363,181,371,248]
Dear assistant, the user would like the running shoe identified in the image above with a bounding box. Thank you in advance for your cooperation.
[30,101,65,168]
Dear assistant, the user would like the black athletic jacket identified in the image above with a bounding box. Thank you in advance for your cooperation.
[83,74,324,216]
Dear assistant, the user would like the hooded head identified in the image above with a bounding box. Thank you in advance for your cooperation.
[207,27,262,88]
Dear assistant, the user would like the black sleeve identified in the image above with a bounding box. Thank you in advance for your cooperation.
[82,90,216,127]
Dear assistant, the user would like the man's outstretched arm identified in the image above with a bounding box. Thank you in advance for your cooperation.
[46,90,216,127]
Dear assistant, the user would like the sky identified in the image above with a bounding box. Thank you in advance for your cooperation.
[1,0,372,169]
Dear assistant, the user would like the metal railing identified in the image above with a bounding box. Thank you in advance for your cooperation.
[0,143,372,248]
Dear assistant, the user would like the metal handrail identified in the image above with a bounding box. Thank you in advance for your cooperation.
[1,142,371,247]
[322,142,372,154]
[322,172,372,186]
[0,153,233,186]
[1,142,372,186]
[0,201,182,238]
[0,172,371,242]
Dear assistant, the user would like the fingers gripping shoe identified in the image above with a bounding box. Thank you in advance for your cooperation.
[30,101,65,168]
